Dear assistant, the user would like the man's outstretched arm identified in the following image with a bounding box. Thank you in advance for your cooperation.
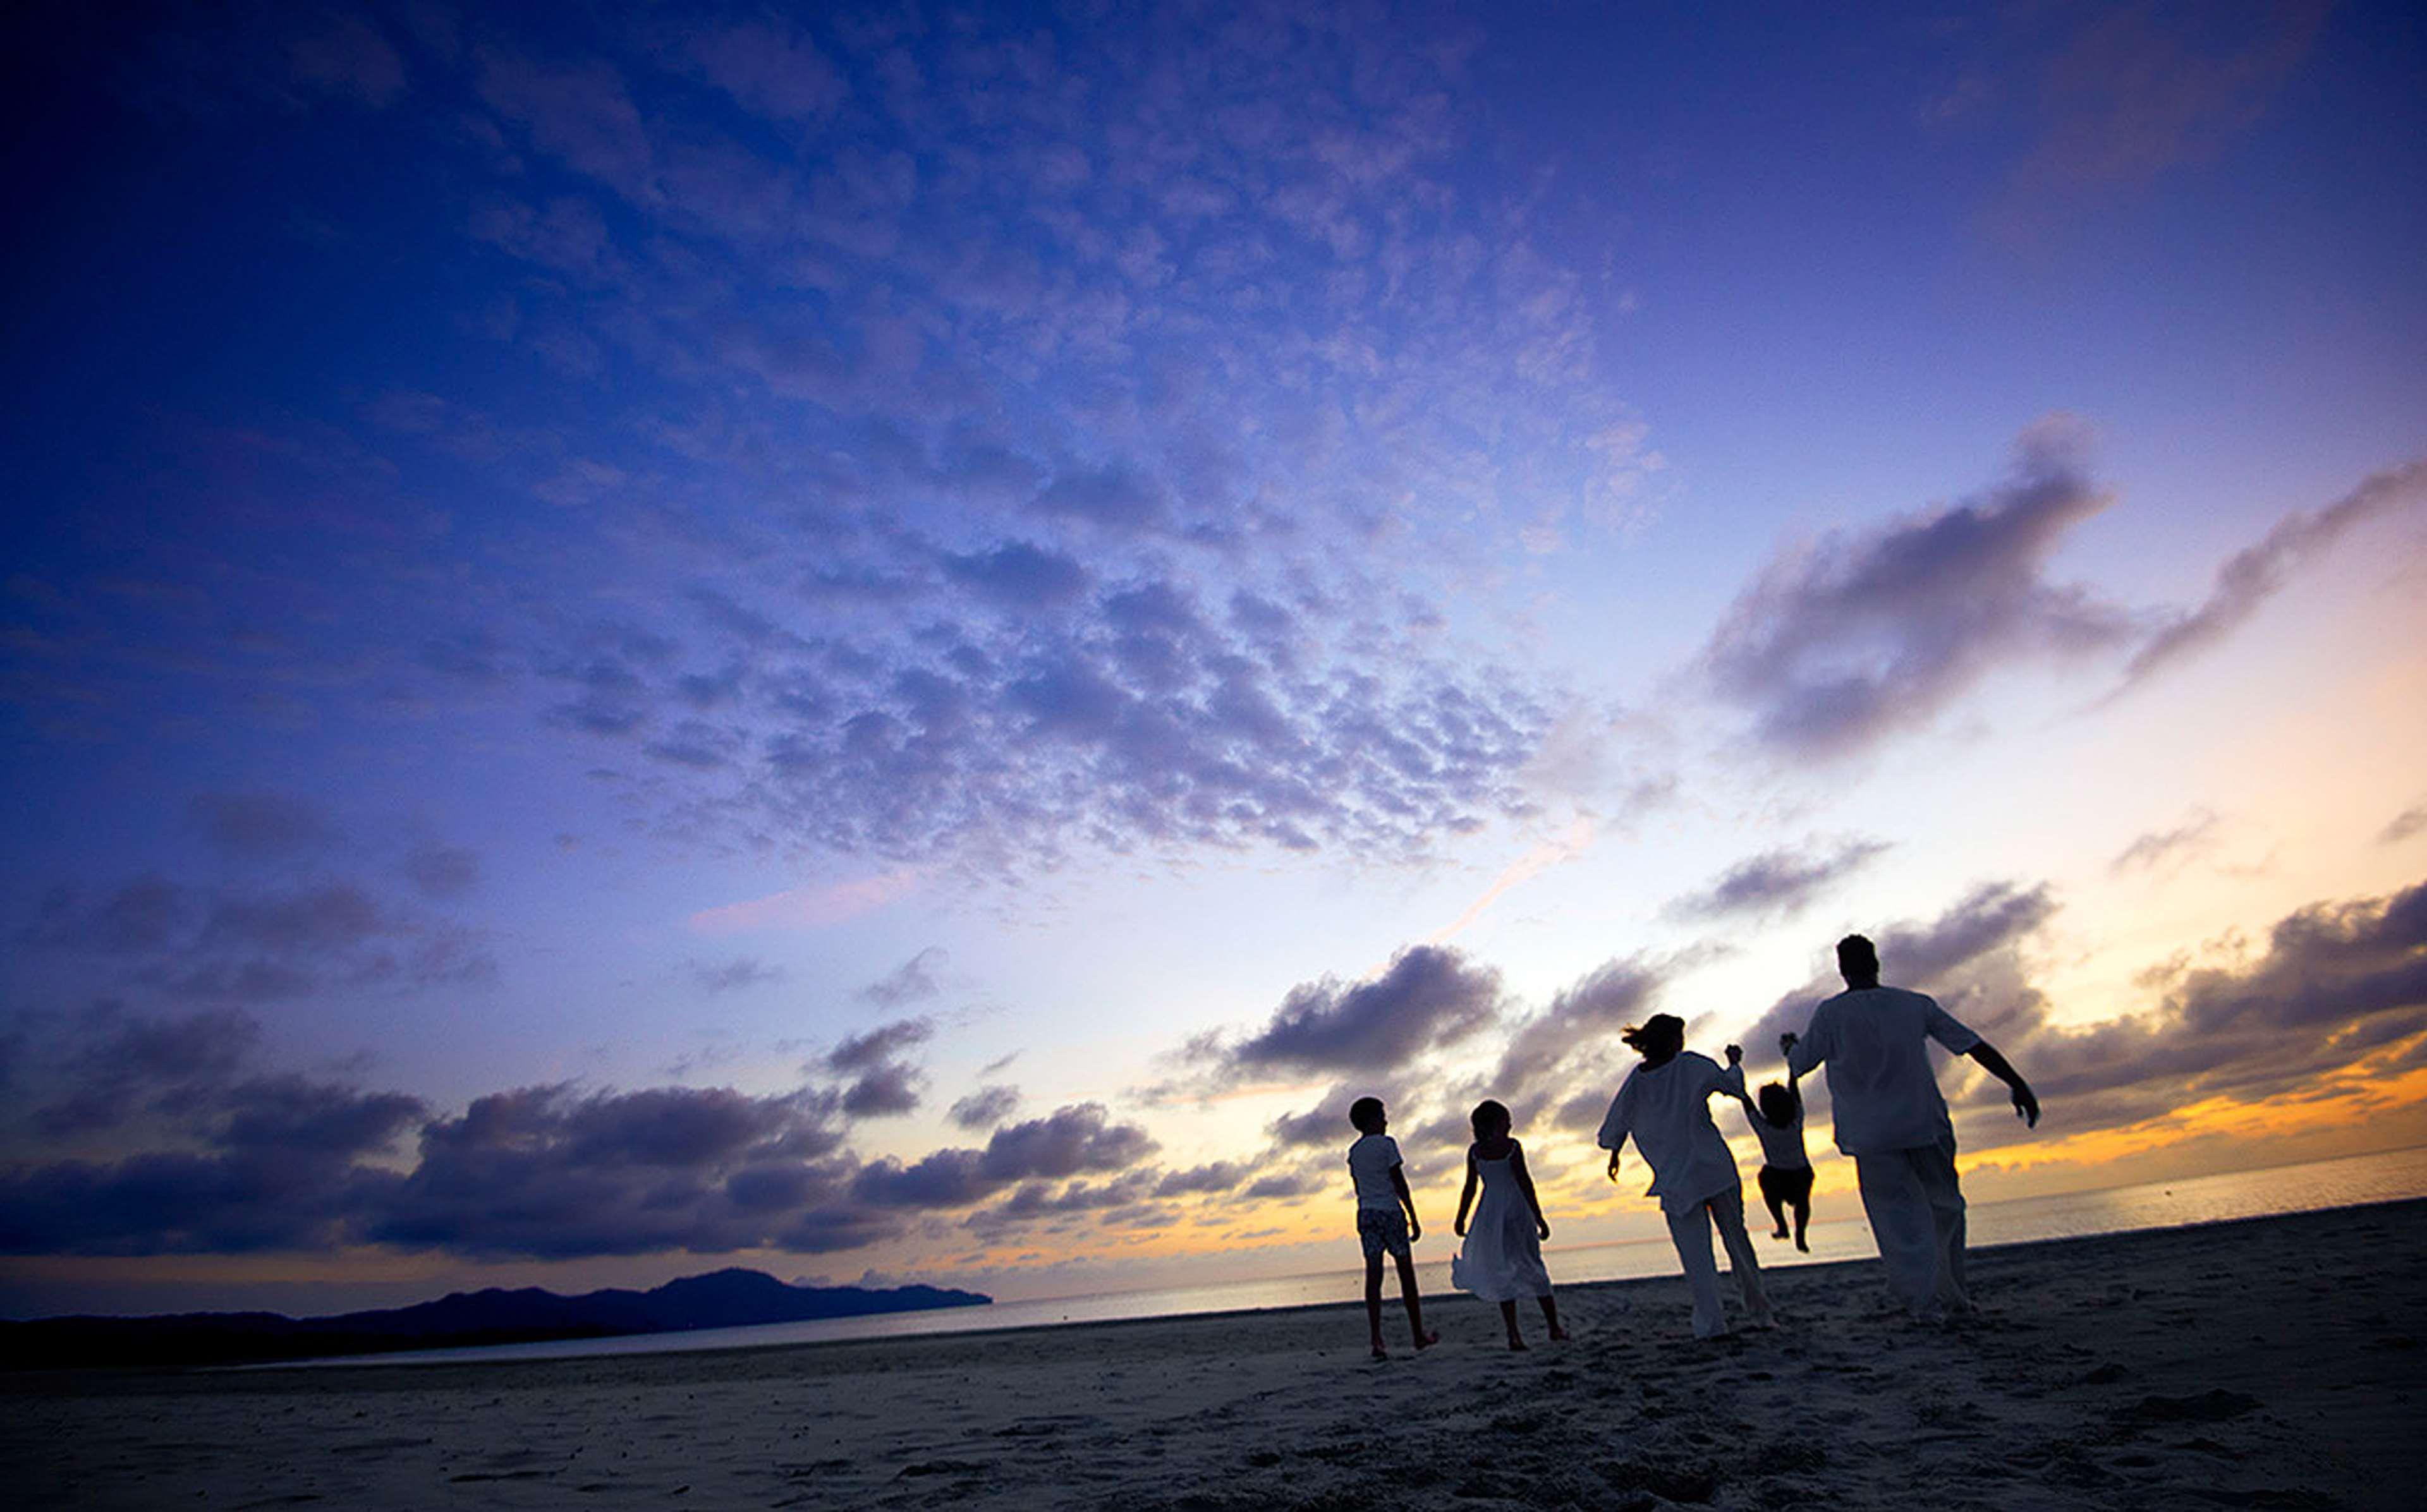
[1967,1041,2039,1127]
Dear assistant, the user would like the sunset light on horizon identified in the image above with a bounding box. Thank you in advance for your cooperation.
[4,0,2426,1324]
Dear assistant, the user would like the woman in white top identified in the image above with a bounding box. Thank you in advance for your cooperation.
[1597,1013,1776,1339]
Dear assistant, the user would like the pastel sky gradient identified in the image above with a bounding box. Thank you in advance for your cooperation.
[4,0,2424,1317]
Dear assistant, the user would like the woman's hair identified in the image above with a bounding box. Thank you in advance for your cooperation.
[1619,1013,1685,1055]
[1469,1099,1512,1137]
[1756,1082,1799,1128]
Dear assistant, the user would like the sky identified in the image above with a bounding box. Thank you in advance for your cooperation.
[3,0,2424,1319]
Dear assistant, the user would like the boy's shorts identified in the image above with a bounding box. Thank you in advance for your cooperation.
[1357,1207,1412,1261]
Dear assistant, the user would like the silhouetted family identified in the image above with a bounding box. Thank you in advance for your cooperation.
[1347,933,2040,1357]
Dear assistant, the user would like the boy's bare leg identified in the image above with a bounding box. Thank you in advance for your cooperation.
[1365,1253,1388,1358]
[1538,1294,1569,1341]
[1392,1251,1439,1349]
[1499,1298,1526,1350]
[1792,1197,1811,1253]
[1763,1187,1790,1240]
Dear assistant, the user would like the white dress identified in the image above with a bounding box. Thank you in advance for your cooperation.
[1452,1144,1554,1302]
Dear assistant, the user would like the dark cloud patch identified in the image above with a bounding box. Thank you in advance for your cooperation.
[204,883,386,953]
[1243,1170,1322,1201]
[25,878,190,955]
[689,956,786,994]
[1960,877,2427,1146]
[2110,811,2219,875]
[825,1018,932,1074]
[1154,1161,1247,1197]
[858,948,944,1008]
[1666,839,1889,922]
[2378,803,2427,847]
[190,793,336,859]
[0,1149,404,1257]
[365,1082,846,1259]
[941,542,1090,610]
[978,1103,1157,1183]
[1704,423,2130,757]
[840,1061,923,1117]
[1218,947,1504,1079]
[948,1084,1021,1130]
[33,1006,261,1137]
[1267,1084,1358,1147]
[214,1075,424,1156]
[1033,463,1169,534]
[2115,459,2426,693]
[21,871,501,1006]
[850,1103,1157,1213]
[402,845,482,899]
[852,1149,992,1209]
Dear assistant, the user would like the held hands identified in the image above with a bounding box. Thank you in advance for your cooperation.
[1725,1043,1743,1065]
[1779,1032,1799,1057]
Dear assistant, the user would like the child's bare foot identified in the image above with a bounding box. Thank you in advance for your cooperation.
[1414,1329,1441,1351]
[1505,1335,1528,1352]
[1770,1226,1789,1239]
[1795,1235,1810,1252]
[1370,1338,1389,1360]
[1548,1327,1572,1342]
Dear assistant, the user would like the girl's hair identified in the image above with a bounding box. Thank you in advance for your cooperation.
[1469,1099,1512,1137]
[1619,1013,1685,1055]
[1756,1082,1800,1128]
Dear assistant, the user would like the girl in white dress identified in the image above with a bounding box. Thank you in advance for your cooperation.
[1451,1100,1569,1350]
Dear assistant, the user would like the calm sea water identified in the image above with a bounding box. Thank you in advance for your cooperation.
[288,1143,2427,1370]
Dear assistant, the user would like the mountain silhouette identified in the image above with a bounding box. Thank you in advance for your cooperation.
[0,1267,990,1370]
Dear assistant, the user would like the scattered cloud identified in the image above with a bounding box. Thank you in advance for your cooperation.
[2113,459,2427,695]
[190,793,336,859]
[1666,838,1890,922]
[2110,810,2220,875]
[1992,1,2333,239]
[2383,804,2427,847]
[402,845,482,899]
[1227,947,1504,1079]
[688,957,786,995]
[1703,421,2129,758]
[858,947,945,1008]
[948,1084,1022,1130]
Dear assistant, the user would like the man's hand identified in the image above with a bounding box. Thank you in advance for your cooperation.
[2012,1082,2040,1128]
[1454,1216,1467,1238]
[1779,1032,1798,1056]
[1606,1150,1622,1182]
[1536,1216,1552,1242]
[1408,1216,1421,1242]
[1725,1043,1743,1065]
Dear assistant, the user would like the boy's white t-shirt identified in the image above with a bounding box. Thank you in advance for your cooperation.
[1750,1103,1810,1170]
[1595,1052,1746,1214]
[1785,986,1981,1155]
[1346,1133,1403,1211]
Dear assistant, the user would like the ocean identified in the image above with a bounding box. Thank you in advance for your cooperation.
[285,1142,2427,1370]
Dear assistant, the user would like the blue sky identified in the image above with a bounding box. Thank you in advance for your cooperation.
[4,0,2425,1315]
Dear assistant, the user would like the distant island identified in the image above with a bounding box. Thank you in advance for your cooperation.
[0,1267,991,1370]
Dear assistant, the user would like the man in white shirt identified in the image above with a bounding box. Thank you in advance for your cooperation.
[1783,934,2039,1319]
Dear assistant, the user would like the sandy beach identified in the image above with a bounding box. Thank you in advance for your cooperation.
[8,1198,2421,1511]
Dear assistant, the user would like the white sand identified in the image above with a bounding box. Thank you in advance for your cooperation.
[7,1199,2421,1510]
